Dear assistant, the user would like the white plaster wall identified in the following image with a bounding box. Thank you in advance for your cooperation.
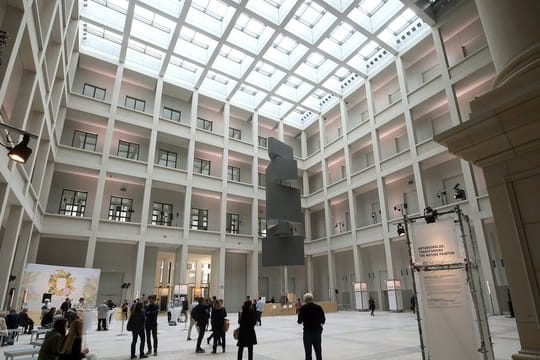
[193,149,223,178]
[36,237,88,267]
[347,100,369,129]
[373,76,400,113]
[310,209,326,240]
[160,95,191,124]
[225,252,247,310]
[61,119,107,152]
[312,255,329,301]
[119,80,155,114]
[148,188,185,227]
[360,244,387,308]
[384,175,418,217]
[324,117,341,144]
[226,201,252,235]
[286,264,307,299]
[308,172,323,193]
[101,181,145,222]
[334,251,355,307]
[47,172,98,216]
[307,133,320,155]
[472,164,488,196]
[197,107,223,135]
[258,263,281,300]
[72,67,115,103]
[110,129,150,161]
[350,144,374,173]
[228,157,252,184]
[443,14,485,67]
[283,134,301,158]
[404,50,439,92]
[355,188,380,227]
[190,195,221,232]
[330,200,350,233]
[327,161,344,185]
[421,158,465,208]
[155,141,189,170]
[229,116,252,143]
[378,123,408,160]
[141,246,158,297]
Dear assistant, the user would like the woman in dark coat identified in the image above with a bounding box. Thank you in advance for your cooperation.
[127,302,147,359]
[237,300,257,360]
[60,318,89,360]
[210,299,227,353]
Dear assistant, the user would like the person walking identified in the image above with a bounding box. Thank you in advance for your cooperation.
[255,297,265,326]
[237,300,257,360]
[295,298,303,314]
[38,318,67,360]
[297,293,326,360]
[145,295,159,356]
[410,295,416,314]
[127,302,147,359]
[187,297,199,341]
[210,299,227,353]
[97,301,109,331]
[192,297,209,353]
[369,297,376,316]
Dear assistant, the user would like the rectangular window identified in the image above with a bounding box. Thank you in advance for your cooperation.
[190,208,208,230]
[258,217,267,237]
[117,140,140,160]
[197,117,213,131]
[227,166,240,182]
[125,95,146,112]
[108,196,133,222]
[258,172,266,187]
[226,213,240,234]
[193,158,211,175]
[258,136,267,147]
[162,107,182,122]
[82,83,106,100]
[158,149,177,168]
[229,127,241,140]
[72,130,97,151]
[59,189,87,217]
[152,202,173,226]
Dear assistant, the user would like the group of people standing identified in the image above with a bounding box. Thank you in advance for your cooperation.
[126,295,160,359]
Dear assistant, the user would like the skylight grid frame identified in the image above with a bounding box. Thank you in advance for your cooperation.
[285,0,337,45]
[245,61,286,92]
[138,0,183,17]
[186,0,236,38]
[246,0,297,25]
[318,24,368,61]
[377,8,423,50]
[200,71,238,101]
[231,85,268,109]
[264,33,309,70]
[258,97,295,119]
[212,45,255,79]
[126,38,164,73]
[165,56,203,88]
[131,6,175,49]
[82,0,127,32]
[226,12,275,55]
[174,27,219,65]
[81,22,123,61]
[296,52,338,84]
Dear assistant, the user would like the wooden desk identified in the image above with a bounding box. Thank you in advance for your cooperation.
[3,346,39,360]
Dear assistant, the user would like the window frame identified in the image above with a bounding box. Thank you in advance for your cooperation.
[190,208,208,230]
[227,165,240,182]
[82,83,106,100]
[108,196,134,222]
[125,95,146,112]
[197,117,213,131]
[59,189,88,217]
[117,140,140,160]
[152,202,173,226]
[72,130,98,152]
[258,136,267,147]
[194,158,211,175]
[229,127,241,140]
[226,213,240,234]
[258,217,267,237]
[158,149,177,168]
[162,106,182,122]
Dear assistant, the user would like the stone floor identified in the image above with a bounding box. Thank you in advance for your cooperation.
[1,311,519,359]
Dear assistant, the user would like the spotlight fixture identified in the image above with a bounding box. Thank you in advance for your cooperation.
[397,223,405,236]
[423,207,438,224]
[453,183,466,201]
[0,123,37,163]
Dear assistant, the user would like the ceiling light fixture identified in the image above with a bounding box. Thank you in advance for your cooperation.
[0,123,37,164]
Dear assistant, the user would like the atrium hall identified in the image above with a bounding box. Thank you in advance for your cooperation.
[0,0,539,358]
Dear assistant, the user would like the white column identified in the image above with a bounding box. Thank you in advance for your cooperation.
[132,241,146,299]
[11,222,33,307]
[306,255,314,293]
[218,247,226,299]
[0,205,23,309]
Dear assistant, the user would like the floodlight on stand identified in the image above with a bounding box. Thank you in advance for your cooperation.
[423,207,438,224]
[7,134,32,163]
[396,223,405,236]
[453,183,466,200]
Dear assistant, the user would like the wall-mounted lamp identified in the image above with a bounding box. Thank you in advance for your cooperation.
[0,30,9,66]
[453,183,466,201]
[0,123,37,163]
[397,223,406,236]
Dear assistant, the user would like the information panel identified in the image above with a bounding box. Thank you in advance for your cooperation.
[410,219,461,265]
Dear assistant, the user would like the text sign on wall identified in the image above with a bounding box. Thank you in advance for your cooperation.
[410,219,461,265]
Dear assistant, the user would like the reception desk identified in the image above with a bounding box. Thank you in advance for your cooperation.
[262,301,337,317]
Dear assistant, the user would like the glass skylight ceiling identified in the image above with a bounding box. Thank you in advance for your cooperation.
[80,0,429,128]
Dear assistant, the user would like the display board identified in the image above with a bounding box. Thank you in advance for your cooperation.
[410,220,482,360]
[21,263,101,312]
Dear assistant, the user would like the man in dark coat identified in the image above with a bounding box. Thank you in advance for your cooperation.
[297,293,326,360]
[144,295,160,356]
[38,318,67,360]
[192,297,209,353]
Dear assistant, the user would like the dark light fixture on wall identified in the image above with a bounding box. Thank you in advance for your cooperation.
[0,30,8,66]
[0,122,37,163]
